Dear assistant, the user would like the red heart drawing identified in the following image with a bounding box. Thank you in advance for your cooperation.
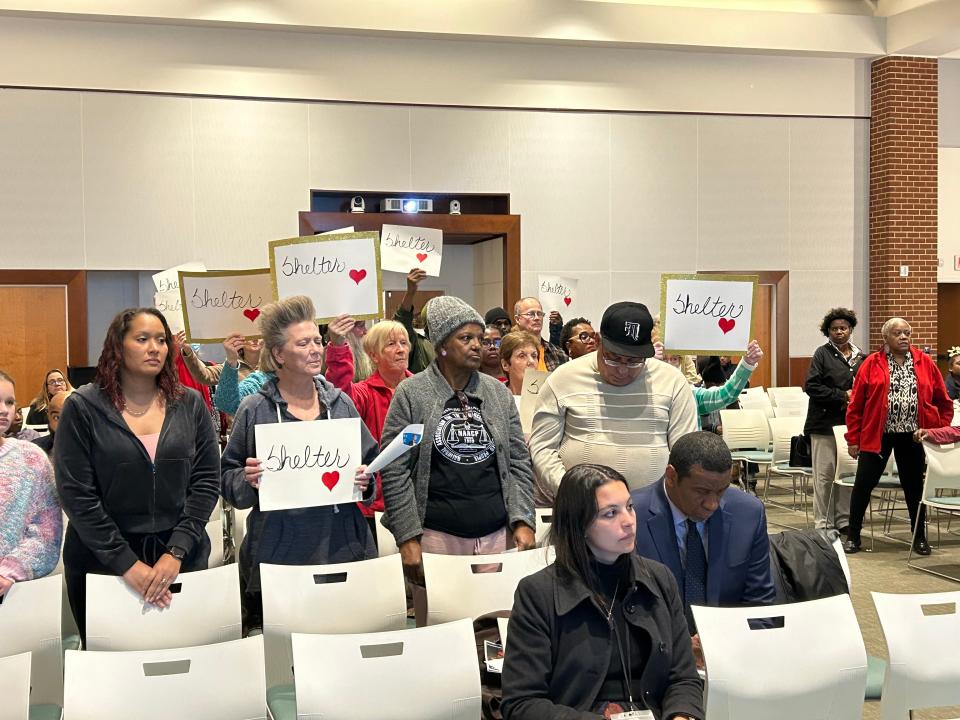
[348,269,367,285]
[321,471,340,491]
[416,253,428,263]
[563,297,572,307]
[242,308,260,322]
[718,318,736,334]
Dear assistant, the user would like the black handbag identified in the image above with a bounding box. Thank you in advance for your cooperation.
[789,434,812,469]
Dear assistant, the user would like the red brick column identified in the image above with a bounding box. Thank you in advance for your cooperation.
[869,56,938,352]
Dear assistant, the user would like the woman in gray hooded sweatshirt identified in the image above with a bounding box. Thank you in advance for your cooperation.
[221,295,378,630]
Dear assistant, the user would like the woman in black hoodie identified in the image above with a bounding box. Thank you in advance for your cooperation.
[55,307,220,641]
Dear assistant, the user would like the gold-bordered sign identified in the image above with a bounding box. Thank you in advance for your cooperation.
[177,268,272,343]
[659,273,759,355]
[268,232,383,324]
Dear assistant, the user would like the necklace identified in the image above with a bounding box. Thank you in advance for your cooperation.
[123,393,157,417]
[597,579,620,624]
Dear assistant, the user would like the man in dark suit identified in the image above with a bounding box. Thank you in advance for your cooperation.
[631,431,776,660]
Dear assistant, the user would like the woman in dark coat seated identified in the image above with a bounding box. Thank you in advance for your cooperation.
[501,463,703,720]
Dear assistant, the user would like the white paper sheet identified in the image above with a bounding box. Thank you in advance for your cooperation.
[518,368,550,435]
[380,224,443,276]
[537,274,578,318]
[256,417,362,511]
[365,424,424,475]
[152,261,206,334]
[660,274,758,354]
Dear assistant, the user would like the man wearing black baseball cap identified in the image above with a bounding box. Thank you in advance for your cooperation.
[528,300,698,496]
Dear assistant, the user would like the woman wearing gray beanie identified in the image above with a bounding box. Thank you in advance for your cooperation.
[379,295,537,621]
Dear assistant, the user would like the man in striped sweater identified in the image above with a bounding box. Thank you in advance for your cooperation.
[529,301,698,498]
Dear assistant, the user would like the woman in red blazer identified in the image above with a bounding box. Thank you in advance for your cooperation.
[844,318,953,555]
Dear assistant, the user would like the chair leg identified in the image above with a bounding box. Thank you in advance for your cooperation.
[906,505,960,584]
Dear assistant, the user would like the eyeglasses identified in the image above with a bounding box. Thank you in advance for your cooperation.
[48,378,66,387]
[574,331,596,343]
[518,311,545,320]
[601,355,646,369]
[480,339,501,348]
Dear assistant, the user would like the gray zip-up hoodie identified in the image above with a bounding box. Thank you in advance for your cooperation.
[221,375,378,590]
[379,362,536,546]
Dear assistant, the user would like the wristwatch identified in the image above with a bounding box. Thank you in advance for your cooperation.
[167,545,187,561]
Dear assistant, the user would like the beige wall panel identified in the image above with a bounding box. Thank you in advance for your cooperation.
[83,93,194,269]
[0,90,84,268]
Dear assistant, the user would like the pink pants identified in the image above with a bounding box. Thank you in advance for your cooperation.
[413,526,510,626]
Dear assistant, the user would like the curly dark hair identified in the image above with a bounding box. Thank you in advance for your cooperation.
[820,307,858,337]
[559,317,593,353]
[95,307,184,411]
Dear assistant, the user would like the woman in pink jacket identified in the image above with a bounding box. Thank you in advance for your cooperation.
[325,316,413,535]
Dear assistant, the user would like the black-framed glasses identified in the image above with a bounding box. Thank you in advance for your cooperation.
[574,331,596,343]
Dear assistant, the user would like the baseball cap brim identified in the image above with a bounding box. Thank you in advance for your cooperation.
[600,335,656,360]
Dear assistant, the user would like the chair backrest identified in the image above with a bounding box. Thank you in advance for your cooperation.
[0,574,63,705]
[261,554,408,687]
[768,416,806,464]
[85,564,241,651]
[719,409,771,452]
[0,651,31,720]
[206,514,224,568]
[64,635,266,720]
[422,548,552,626]
[738,393,775,418]
[833,425,895,480]
[767,386,804,406]
[921,440,960,499]
[232,505,251,549]
[291,619,481,720]
[693,594,867,720]
[374,511,399,557]
[832,425,859,481]
[535,507,554,546]
[772,404,807,418]
[741,386,766,395]
[872,590,960,719]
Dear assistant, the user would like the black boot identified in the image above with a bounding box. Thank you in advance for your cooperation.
[912,530,931,556]
[843,532,862,554]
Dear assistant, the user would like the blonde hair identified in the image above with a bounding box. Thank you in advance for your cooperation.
[30,368,74,411]
[499,331,541,364]
[258,295,316,374]
[362,320,408,359]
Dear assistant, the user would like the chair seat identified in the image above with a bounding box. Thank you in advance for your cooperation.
[865,655,886,700]
[838,474,898,488]
[924,495,960,509]
[773,461,812,474]
[266,684,296,720]
[29,705,62,720]
[732,451,773,463]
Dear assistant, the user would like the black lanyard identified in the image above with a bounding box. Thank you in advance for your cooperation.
[601,592,634,707]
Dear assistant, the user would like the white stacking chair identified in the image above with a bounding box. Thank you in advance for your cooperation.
[766,416,810,524]
[534,508,554,546]
[0,575,63,706]
[693,594,867,720]
[63,635,266,720]
[290,619,481,720]
[908,441,960,579]
[741,385,766,396]
[872,590,960,720]
[374,511,399,557]
[85,564,241,651]
[232,505,251,551]
[719,409,773,491]
[832,425,902,550]
[738,391,775,418]
[261,554,407,688]
[206,505,225,568]
[0,651,32,720]
[767,386,805,407]
[421,547,552,626]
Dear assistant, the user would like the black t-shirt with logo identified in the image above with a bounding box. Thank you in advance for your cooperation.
[423,393,507,538]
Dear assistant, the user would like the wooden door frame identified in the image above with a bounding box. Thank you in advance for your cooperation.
[298,212,521,310]
[0,270,87,366]
[701,270,789,388]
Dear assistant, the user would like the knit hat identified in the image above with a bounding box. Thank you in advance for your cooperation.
[484,306,511,326]
[426,296,484,349]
